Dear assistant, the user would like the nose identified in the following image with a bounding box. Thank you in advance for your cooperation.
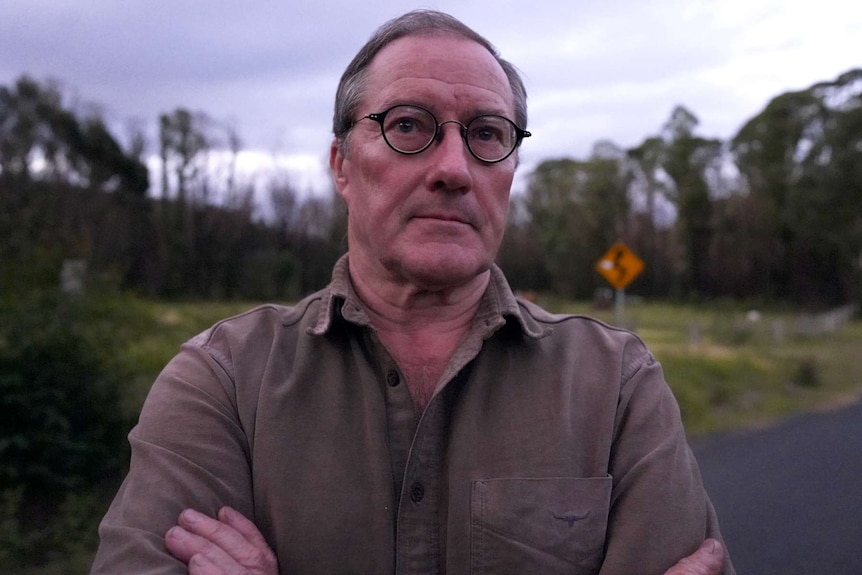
[427,122,473,193]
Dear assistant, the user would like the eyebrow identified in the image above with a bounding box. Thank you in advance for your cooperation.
[375,100,514,121]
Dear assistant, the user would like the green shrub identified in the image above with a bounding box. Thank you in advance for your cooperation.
[0,289,137,571]
[0,293,130,497]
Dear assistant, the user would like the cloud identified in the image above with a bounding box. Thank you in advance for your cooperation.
[2,0,861,174]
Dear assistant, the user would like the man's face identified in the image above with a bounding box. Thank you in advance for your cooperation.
[330,34,517,291]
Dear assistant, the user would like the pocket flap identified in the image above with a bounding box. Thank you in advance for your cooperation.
[471,476,611,572]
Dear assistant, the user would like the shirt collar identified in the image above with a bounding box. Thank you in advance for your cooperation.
[309,254,550,340]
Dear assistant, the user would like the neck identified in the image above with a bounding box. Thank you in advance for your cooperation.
[348,257,491,413]
[349,262,490,337]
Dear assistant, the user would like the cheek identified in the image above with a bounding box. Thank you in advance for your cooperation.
[356,165,418,225]
[345,173,404,237]
[483,174,513,230]
[340,153,381,216]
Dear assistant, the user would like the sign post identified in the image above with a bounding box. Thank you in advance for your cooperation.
[595,241,644,326]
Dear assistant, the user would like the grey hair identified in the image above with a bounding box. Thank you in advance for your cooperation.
[332,10,528,149]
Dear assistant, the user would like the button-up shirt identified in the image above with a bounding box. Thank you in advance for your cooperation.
[92,256,734,574]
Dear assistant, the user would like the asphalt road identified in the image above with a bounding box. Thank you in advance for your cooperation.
[691,399,862,575]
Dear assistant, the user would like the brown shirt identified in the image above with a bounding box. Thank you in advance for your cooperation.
[92,256,734,574]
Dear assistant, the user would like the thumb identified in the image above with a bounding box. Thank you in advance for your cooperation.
[664,539,725,575]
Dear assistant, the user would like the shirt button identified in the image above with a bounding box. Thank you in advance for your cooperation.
[386,370,400,387]
[410,481,425,503]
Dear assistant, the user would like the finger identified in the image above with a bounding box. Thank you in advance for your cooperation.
[166,524,245,572]
[178,508,245,549]
[164,525,227,564]
[175,509,249,561]
[187,549,230,575]
[177,508,278,572]
[218,506,271,550]
[664,539,725,575]
[216,507,278,570]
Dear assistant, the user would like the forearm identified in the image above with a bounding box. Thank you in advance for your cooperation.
[92,346,255,573]
[600,355,735,574]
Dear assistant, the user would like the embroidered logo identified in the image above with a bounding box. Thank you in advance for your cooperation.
[551,510,590,527]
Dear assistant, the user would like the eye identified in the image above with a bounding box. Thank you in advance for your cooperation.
[473,124,501,142]
[469,117,510,144]
[394,117,417,134]
[384,106,434,136]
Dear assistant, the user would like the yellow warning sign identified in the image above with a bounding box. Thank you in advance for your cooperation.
[596,241,644,290]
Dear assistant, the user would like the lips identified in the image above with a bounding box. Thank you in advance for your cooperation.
[411,214,477,234]
[414,212,470,224]
[409,203,479,228]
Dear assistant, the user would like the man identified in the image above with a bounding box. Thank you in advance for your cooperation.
[92,10,733,574]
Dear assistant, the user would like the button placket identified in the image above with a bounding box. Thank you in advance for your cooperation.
[395,393,453,573]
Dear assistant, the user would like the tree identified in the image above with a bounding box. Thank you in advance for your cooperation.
[157,108,214,295]
[524,158,589,297]
[0,76,62,182]
[0,75,148,194]
[77,117,149,195]
[524,145,633,299]
[628,136,672,295]
[496,193,550,292]
[158,108,212,204]
[733,69,862,304]
[581,141,634,250]
[660,106,722,298]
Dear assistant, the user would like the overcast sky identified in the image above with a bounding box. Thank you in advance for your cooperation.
[2,0,861,194]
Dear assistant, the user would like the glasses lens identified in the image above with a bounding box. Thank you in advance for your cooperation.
[466,116,517,162]
[381,105,436,153]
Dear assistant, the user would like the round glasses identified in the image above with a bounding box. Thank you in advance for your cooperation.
[359,104,531,164]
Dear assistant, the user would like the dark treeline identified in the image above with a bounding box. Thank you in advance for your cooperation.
[0,76,346,302]
[2,70,861,307]
[503,69,862,307]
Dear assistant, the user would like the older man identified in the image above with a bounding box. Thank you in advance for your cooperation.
[92,10,733,575]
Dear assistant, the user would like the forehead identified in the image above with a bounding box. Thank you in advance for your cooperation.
[363,34,514,115]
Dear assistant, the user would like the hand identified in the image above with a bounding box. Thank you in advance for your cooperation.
[663,539,725,575]
[165,506,279,574]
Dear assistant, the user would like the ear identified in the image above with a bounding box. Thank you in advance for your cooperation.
[329,139,350,202]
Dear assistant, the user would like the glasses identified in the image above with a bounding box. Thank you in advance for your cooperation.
[359,104,531,164]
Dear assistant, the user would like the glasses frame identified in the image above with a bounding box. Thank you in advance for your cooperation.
[360,104,531,164]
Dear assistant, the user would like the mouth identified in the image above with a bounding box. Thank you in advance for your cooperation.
[412,212,473,227]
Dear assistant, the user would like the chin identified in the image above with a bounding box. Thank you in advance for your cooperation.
[400,253,491,290]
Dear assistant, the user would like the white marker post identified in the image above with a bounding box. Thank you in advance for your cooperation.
[615,287,625,327]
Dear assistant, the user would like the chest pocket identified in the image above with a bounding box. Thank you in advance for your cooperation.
[470,476,611,574]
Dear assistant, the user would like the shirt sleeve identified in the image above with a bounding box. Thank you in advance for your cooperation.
[91,340,255,574]
[599,349,736,575]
